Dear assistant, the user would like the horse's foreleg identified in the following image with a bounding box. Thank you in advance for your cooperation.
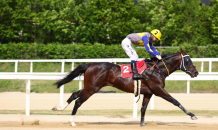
[170,96,198,120]
[52,90,82,111]
[155,88,197,120]
[69,91,94,126]
[140,94,152,127]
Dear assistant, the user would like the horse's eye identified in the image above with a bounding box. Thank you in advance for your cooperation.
[186,58,189,62]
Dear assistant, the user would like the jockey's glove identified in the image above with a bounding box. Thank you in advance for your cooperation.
[156,55,162,60]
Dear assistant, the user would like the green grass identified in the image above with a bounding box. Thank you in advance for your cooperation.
[0,109,217,117]
[0,62,218,93]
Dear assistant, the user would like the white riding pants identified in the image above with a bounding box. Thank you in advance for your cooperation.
[121,38,138,61]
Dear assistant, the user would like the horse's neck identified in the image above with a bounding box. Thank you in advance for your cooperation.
[159,55,181,76]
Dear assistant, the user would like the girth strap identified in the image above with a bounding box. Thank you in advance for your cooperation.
[134,79,141,100]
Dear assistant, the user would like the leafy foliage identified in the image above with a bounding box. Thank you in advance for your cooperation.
[209,0,218,43]
[0,43,218,59]
[0,0,217,45]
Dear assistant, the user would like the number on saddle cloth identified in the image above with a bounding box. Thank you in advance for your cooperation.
[120,65,132,78]
[120,60,147,78]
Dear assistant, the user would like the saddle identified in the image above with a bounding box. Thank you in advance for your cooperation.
[120,60,147,98]
[120,60,147,78]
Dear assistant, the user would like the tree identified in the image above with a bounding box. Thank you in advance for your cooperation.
[37,0,75,44]
[70,0,141,44]
[0,0,28,43]
[209,0,218,44]
[138,0,182,46]
[139,0,214,46]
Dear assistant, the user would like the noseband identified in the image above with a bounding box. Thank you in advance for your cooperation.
[179,54,195,72]
[180,54,190,71]
[161,53,193,73]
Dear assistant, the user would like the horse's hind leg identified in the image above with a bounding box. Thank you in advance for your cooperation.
[52,90,82,111]
[69,90,96,126]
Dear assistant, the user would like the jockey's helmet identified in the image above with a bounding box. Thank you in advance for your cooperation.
[151,29,161,40]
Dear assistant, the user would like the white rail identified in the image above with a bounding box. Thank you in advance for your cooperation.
[0,58,218,118]
[0,58,218,73]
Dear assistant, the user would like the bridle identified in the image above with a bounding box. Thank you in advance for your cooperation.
[180,54,190,71]
[179,54,196,74]
[160,53,195,76]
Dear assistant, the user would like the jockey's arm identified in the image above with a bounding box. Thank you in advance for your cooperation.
[142,36,159,57]
[150,45,160,56]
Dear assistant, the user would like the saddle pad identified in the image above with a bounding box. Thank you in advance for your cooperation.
[120,60,147,78]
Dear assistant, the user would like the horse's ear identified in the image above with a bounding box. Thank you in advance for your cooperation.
[180,48,186,55]
[185,50,188,53]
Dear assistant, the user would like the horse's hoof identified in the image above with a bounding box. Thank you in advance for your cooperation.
[52,107,57,111]
[140,123,145,127]
[70,122,76,126]
[52,106,63,111]
[191,116,198,120]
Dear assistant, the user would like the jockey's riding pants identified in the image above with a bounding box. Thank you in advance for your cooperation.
[121,38,138,61]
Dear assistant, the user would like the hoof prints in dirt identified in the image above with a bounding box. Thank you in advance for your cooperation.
[31,120,40,125]
[84,121,159,126]
[146,121,158,126]
[22,120,40,125]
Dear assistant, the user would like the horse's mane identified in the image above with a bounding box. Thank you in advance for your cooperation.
[144,52,180,62]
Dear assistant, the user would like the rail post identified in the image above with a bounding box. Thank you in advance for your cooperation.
[150,94,154,110]
[60,61,65,106]
[187,80,190,94]
[201,61,204,72]
[209,60,212,73]
[30,62,33,73]
[15,61,18,73]
[25,79,31,116]
[71,62,74,71]
[133,96,138,118]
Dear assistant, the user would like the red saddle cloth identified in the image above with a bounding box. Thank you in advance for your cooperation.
[120,60,147,78]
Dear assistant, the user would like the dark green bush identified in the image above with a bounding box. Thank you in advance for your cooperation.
[0,43,218,59]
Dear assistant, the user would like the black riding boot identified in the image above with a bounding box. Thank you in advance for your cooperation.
[131,63,143,79]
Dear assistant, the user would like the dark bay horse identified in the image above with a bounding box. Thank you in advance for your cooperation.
[52,49,199,126]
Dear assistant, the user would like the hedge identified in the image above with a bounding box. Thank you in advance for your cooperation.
[0,43,217,59]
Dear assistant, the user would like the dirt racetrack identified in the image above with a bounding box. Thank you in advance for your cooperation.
[1,93,218,110]
[1,93,218,130]
[1,114,218,130]
[1,115,218,130]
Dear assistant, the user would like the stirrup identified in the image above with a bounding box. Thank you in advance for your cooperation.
[138,75,143,79]
[135,74,143,79]
[133,75,143,79]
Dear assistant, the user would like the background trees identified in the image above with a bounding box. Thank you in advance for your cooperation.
[0,0,217,45]
[209,0,218,44]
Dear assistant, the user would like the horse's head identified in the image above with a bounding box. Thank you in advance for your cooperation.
[180,49,199,78]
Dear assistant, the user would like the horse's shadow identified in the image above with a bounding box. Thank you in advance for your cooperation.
[69,121,196,125]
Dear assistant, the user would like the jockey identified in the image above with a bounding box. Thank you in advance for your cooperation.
[121,29,162,79]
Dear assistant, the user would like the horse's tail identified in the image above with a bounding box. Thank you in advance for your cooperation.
[54,63,91,88]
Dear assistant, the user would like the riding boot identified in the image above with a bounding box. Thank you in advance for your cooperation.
[131,62,143,79]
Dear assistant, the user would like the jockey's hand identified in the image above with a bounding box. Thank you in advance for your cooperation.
[156,55,162,60]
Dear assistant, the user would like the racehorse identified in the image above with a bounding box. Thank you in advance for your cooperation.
[52,49,199,126]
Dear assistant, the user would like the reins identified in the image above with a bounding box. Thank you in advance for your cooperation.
[151,53,192,77]
[161,60,169,76]
[150,60,160,73]
[150,60,169,77]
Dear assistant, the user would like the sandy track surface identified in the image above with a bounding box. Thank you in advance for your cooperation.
[1,93,218,110]
[0,115,218,130]
[1,93,218,130]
